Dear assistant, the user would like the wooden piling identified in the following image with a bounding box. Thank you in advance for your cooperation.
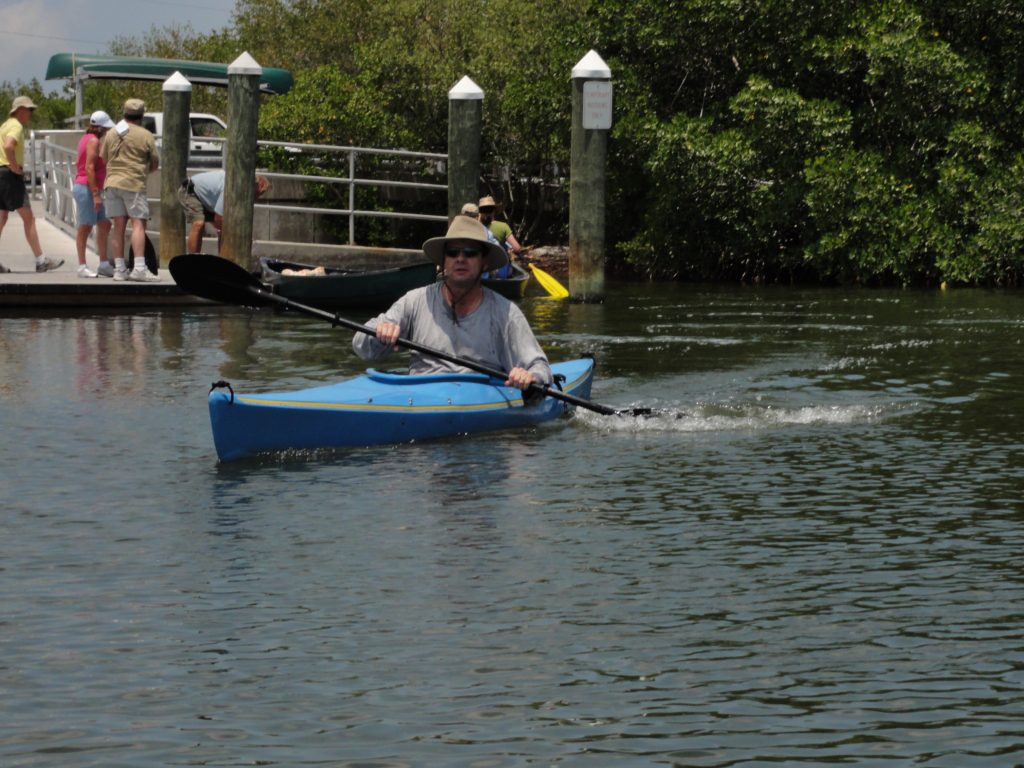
[448,76,483,222]
[569,50,612,302]
[159,72,191,265]
[221,52,262,268]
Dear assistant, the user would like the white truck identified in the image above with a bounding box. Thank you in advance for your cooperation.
[26,112,228,188]
[141,112,227,168]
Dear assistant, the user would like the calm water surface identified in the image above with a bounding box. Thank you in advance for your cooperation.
[1,284,1022,767]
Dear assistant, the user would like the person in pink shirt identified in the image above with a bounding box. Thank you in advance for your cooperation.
[73,110,115,278]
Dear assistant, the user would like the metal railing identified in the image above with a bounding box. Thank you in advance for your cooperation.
[257,139,449,244]
[31,132,79,238]
[29,130,449,246]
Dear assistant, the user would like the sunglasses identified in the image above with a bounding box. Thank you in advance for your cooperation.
[444,246,483,258]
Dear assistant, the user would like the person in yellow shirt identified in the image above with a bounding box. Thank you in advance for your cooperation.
[0,95,63,273]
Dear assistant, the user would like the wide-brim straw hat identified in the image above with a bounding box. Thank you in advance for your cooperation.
[9,95,37,114]
[422,216,508,273]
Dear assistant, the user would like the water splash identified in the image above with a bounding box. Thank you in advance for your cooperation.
[576,401,889,433]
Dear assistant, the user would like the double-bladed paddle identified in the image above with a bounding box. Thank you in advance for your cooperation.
[526,262,570,299]
[169,253,652,417]
[519,246,569,299]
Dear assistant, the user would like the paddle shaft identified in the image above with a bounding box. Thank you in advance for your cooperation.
[241,281,620,416]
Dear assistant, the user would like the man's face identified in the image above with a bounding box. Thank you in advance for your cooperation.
[443,238,486,285]
[479,207,495,223]
[15,108,34,126]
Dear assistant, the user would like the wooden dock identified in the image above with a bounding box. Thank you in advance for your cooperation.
[0,200,206,308]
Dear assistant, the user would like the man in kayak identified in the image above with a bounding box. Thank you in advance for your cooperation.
[460,200,507,280]
[478,195,522,279]
[352,216,552,392]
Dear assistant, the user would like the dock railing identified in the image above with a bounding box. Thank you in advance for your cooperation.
[30,130,79,237]
[29,130,449,247]
[257,139,449,245]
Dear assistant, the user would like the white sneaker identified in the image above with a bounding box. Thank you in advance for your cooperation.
[35,256,65,272]
[127,267,161,283]
[96,263,115,278]
[113,268,129,281]
[78,265,98,278]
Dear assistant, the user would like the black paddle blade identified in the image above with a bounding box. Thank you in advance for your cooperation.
[169,254,275,307]
[620,407,655,417]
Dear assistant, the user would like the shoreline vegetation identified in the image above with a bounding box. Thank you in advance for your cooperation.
[7,1,1024,288]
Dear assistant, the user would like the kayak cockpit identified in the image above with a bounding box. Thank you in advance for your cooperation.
[365,368,499,385]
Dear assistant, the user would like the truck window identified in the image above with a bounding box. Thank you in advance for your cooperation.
[191,118,226,139]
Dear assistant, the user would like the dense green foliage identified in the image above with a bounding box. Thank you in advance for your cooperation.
[11,0,1024,284]
[589,0,1024,285]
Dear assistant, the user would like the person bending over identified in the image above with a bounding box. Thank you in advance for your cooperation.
[178,170,271,254]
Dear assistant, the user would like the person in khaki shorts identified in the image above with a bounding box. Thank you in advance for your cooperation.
[178,170,271,254]
[99,98,159,282]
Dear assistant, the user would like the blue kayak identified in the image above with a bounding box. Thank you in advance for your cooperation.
[208,358,595,461]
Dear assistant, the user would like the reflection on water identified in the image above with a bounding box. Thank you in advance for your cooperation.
[1,286,1022,766]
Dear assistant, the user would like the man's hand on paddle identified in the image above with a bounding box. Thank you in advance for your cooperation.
[505,367,536,391]
[375,321,402,350]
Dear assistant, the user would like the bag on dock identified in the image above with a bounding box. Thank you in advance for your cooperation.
[126,234,158,274]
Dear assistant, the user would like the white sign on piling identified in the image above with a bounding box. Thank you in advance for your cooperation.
[582,81,613,130]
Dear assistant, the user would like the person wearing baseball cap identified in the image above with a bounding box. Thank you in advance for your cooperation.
[122,98,145,118]
[90,110,115,129]
[72,111,117,278]
[353,216,551,393]
[478,195,523,279]
[99,98,160,281]
[0,95,64,273]
[459,199,503,262]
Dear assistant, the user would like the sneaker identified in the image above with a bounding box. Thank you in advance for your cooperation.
[96,263,115,278]
[113,268,129,281]
[127,267,161,283]
[35,256,65,272]
[78,265,98,278]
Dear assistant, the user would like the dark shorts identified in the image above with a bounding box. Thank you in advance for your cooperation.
[0,168,28,212]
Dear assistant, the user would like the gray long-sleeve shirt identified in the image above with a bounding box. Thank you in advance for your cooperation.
[352,283,552,385]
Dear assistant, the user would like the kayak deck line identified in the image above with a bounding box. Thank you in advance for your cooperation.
[229,366,593,414]
[234,395,526,412]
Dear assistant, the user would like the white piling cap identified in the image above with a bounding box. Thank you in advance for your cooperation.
[228,51,263,76]
[162,71,192,92]
[449,75,484,100]
[572,50,611,80]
